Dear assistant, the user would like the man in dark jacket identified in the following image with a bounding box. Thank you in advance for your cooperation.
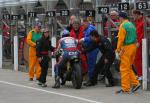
[82,30,115,87]
[36,28,55,87]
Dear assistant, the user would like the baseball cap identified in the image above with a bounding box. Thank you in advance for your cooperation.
[34,22,42,28]
[118,11,128,18]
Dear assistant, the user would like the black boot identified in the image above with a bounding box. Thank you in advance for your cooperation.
[61,73,67,85]
[52,76,60,88]
[83,80,95,86]
[106,79,115,87]
[105,83,114,87]
[91,79,98,86]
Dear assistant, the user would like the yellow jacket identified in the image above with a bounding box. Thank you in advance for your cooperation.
[27,29,42,57]
[27,29,36,47]
[116,19,136,53]
[116,20,127,53]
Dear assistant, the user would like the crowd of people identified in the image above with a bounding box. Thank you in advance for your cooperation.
[26,10,150,94]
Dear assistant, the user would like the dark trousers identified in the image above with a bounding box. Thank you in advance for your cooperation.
[39,56,50,83]
[92,54,115,85]
[56,56,69,79]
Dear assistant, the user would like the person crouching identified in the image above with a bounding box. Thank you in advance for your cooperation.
[80,30,115,87]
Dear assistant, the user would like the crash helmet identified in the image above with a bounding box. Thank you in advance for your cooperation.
[61,29,70,38]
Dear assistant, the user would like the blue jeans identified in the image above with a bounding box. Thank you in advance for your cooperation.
[87,48,99,80]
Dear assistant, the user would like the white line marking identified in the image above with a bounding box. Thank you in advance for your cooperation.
[0,80,103,103]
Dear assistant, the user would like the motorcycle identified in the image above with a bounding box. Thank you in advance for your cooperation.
[54,49,83,89]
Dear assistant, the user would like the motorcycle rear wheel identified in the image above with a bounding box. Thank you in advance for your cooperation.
[72,63,83,89]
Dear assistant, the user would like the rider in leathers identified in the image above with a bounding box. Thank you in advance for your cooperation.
[52,30,79,88]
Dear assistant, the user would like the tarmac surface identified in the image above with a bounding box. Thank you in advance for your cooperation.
[0,69,150,103]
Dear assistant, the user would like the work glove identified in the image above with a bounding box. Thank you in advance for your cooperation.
[115,51,120,60]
